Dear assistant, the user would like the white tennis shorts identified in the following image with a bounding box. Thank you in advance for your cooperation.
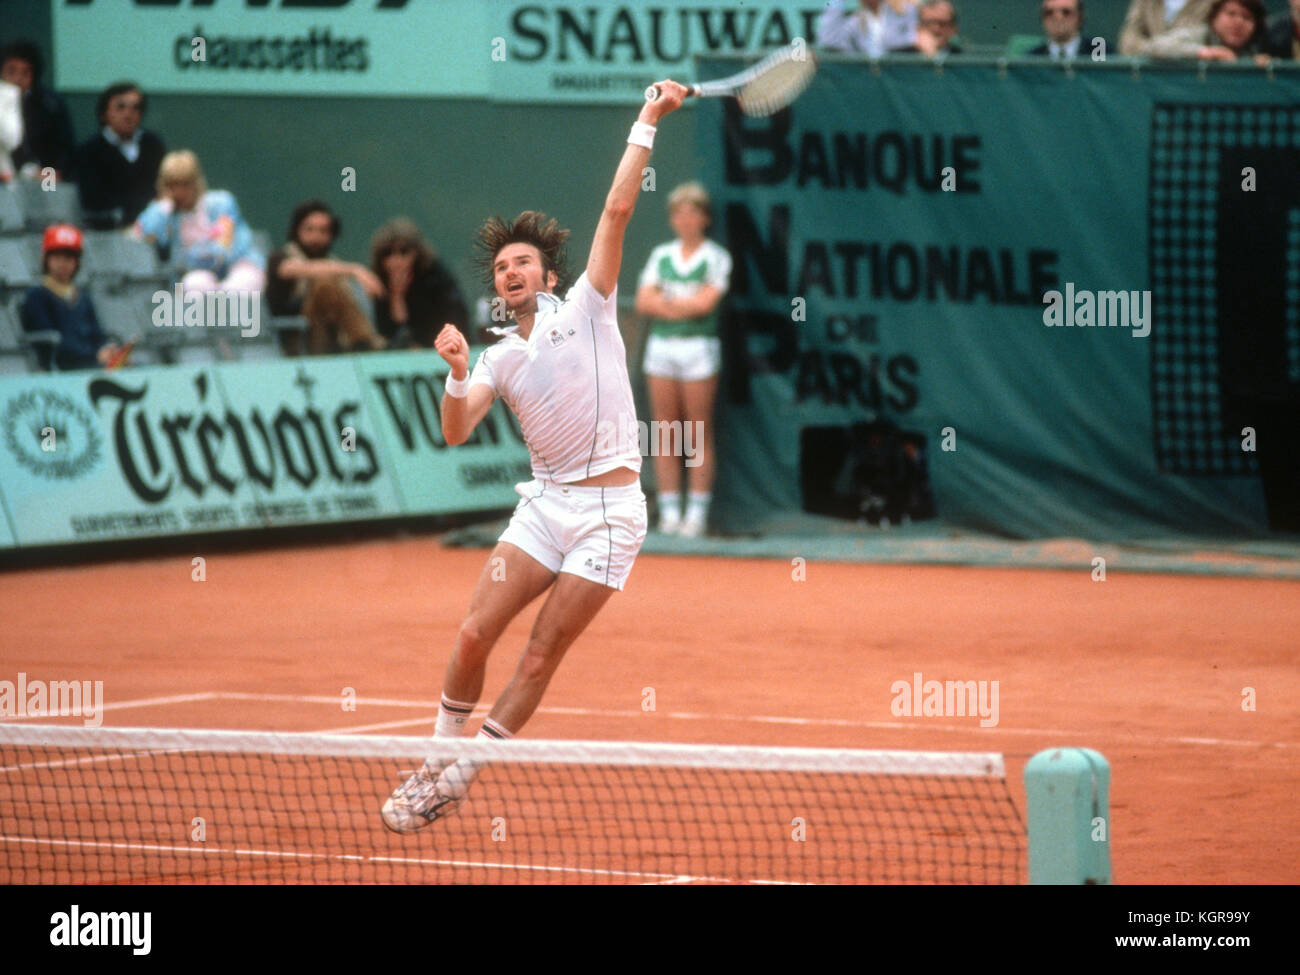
[643,335,721,382]
[499,479,648,591]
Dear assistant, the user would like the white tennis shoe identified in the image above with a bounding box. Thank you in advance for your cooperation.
[658,508,682,535]
[381,758,464,833]
[679,510,706,538]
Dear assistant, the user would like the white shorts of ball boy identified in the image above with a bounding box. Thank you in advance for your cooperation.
[643,335,722,382]
[499,479,648,591]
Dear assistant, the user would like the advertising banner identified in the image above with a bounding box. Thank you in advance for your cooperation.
[0,351,528,549]
[702,59,1300,537]
[52,0,822,104]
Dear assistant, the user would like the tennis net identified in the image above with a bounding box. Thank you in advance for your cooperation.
[0,725,1026,884]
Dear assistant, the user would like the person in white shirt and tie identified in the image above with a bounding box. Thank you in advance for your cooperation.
[1029,0,1109,59]
[74,82,167,229]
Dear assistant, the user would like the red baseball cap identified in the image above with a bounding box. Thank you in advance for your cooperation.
[42,223,84,255]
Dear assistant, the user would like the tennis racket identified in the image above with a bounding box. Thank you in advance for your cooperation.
[645,43,818,117]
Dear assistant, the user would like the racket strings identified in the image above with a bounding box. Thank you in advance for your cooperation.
[738,57,818,117]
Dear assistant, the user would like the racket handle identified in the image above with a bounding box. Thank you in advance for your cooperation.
[106,342,136,370]
[644,83,700,103]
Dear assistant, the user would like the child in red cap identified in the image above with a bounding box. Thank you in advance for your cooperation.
[20,224,124,370]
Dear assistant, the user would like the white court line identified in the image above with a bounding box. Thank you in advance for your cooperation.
[0,691,221,722]
[9,689,1289,751]
[0,834,755,884]
[320,716,439,735]
[224,692,439,709]
[225,693,1293,751]
[578,707,1296,751]
[99,692,223,712]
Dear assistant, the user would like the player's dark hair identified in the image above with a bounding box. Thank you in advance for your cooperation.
[95,81,147,124]
[474,211,571,294]
[287,199,340,244]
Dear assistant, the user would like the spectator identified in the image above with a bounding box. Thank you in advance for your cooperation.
[133,150,264,294]
[1147,0,1270,60]
[1263,0,1299,59]
[0,41,75,180]
[896,0,964,56]
[634,182,732,538]
[817,0,919,57]
[1119,0,1214,55]
[1028,0,1109,59]
[20,224,122,371]
[75,81,166,229]
[0,78,19,183]
[266,199,386,355]
[370,217,469,350]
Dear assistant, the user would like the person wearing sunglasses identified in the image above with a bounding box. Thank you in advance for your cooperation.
[75,81,167,229]
[894,0,965,56]
[368,217,469,350]
[1028,0,1109,59]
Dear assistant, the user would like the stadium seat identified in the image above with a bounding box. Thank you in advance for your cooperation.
[80,231,168,288]
[0,189,24,235]
[17,180,83,231]
[1005,35,1045,57]
[119,280,230,366]
[0,306,27,373]
[0,239,37,300]
[20,232,41,273]
[90,280,157,346]
[0,298,19,351]
[0,295,60,373]
[232,339,279,363]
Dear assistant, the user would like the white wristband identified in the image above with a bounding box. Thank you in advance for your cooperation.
[445,373,471,398]
[628,121,656,150]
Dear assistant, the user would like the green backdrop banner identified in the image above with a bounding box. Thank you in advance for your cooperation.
[0,351,528,549]
[700,59,1300,538]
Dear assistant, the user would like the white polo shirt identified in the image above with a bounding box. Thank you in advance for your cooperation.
[469,271,642,484]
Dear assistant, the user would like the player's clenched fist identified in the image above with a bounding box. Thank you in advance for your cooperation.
[435,323,469,378]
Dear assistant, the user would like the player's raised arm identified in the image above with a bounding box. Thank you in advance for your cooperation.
[435,323,494,446]
[585,80,689,299]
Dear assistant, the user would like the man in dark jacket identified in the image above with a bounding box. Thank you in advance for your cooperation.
[1027,0,1109,59]
[74,81,166,228]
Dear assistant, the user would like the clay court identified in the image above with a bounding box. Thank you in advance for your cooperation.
[2,536,1296,884]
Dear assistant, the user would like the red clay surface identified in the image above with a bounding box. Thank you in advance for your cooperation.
[2,536,1297,883]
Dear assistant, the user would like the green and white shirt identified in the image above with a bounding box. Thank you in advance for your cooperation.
[637,238,732,339]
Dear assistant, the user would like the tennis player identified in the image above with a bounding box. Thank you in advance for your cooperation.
[382,79,689,833]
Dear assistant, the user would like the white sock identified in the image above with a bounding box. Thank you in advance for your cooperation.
[477,716,513,741]
[434,694,476,738]
[659,491,681,518]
